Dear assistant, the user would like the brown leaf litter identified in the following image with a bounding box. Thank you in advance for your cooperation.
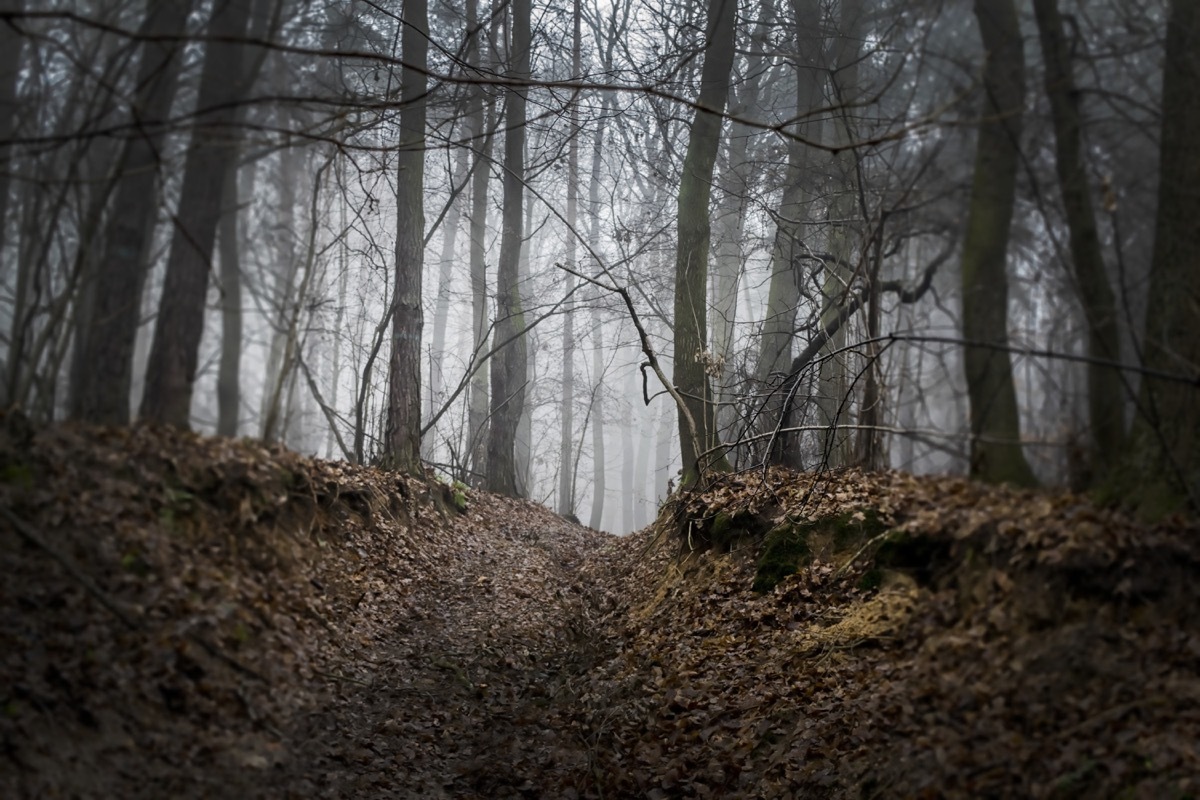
[1,414,1197,798]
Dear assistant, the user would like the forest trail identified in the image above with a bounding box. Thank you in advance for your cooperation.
[3,415,1200,798]
[274,494,613,798]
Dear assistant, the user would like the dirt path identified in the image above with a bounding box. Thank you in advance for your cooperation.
[263,499,615,799]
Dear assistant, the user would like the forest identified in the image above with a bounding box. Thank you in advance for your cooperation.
[0,0,1195,525]
[2,0,1200,797]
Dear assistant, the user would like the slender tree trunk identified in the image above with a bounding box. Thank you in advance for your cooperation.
[1120,0,1200,515]
[264,160,327,446]
[261,146,303,441]
[633,399,652,526]
[673,0,738,486]
[558,0,582,517]
[426,132,469,461]
[485,0,531,495]
[621,369,636,533]
[655,395,672,503]
[0,0,24,261]
[328,169,349,458]
[383,0,428,472]
[960,0,1036,486]
[1032,0,1125,473]
[70,0,193,424]
[466,0,492,483]
[514,191,536,494]
[216,157,243,437]
[140,0,257,427]
[587,109,608,530]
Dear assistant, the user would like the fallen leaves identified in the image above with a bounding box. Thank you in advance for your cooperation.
[2,414,1198,798]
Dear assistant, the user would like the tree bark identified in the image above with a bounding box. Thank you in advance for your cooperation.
[1121,0,1200,514]
[0,0,25,261]
[140,0,257,427]
[383,0,428,473]
[216,156,245,437]
[485,0,531,495]
[673,0,737,486]
[757,0,822,467]
[558,0,582,517]
[587,106,609,530]
[1032,0,1125,473]
[959,0,1036,486]
[466,0,493,483]
[70,0,193,425]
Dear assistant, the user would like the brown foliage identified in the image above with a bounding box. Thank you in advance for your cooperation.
[2,415,1197,798]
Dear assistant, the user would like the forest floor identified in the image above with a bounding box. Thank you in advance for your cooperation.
[2,411,1199,799]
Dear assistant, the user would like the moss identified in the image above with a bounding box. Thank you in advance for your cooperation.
[857,568,883,592]
[0,463,32,487]
[754,523,812,592]
[753,509,889,593]
[830,509,889,549]
[451,485,469,513]
[120,551,151,577]
[703,509,769,552]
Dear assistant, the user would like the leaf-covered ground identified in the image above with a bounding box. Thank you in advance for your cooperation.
[2,413,1198,798]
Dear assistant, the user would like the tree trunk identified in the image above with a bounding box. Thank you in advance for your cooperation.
[0,0,25,263]
[621,368,637,533]
[383,0,428,473]
[216,157,243,437]
[558,0,582,517]
[140,0,257,427]
[426,128,469,461]
[466,0,492,483]
[959,0,1036,486]
[587,108,608,530]
[673,0,737,486]
[485,0,531,496]
[1121,0,1200,515]
[816,0,864,469]
[70,0,193,424]
[712,0,773,452]
[1032,0,1125,473]
[514,191,536,495]
[756,0,822,467]
[260,145,304,442]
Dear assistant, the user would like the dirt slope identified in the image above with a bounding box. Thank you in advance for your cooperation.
[2,414,1198,798]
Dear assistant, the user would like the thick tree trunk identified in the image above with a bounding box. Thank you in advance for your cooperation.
[485,0,531,495]
[755,0,823,467]
[383,0,428,473]
[959,0,1036,486]
[1121,0,1200,514]
[70,0,192,424]
[1032,0,1125,473]
[140,0,257,427]
[816,0,864,469]
[673,0,737,485]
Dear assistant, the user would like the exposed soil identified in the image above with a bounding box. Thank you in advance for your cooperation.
[2,414,1198,798]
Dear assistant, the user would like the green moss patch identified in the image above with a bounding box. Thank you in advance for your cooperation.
[753,509,889,592]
